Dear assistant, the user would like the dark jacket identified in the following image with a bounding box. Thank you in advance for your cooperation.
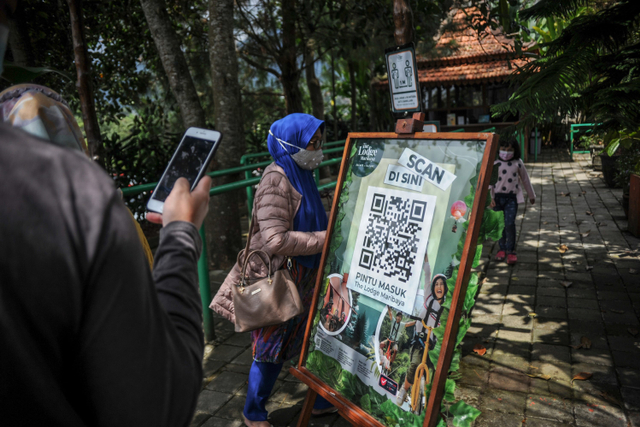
[0,125,204,426]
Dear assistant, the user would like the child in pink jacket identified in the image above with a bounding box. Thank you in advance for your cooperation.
[490,138,536,265]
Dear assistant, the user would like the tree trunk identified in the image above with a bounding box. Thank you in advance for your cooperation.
[208,0,244,269]
[348,60,357,132]
[304,47,324,121]
[140,0,206,130]
[8,2,33,66]
[66,0,104,167]
[279,0,303,114]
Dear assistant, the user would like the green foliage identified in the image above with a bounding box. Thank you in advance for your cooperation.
[449,400,482,427]
[1,62,71,84]
[444,378,456,402]
[307,350,426,426]
[492,0,640,134]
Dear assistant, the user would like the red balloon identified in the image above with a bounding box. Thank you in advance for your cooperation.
[451,201,467,220]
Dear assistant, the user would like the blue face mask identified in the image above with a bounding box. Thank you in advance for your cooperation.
[0,25,9,76]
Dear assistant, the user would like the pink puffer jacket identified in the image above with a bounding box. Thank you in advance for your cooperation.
[210,163,326,323]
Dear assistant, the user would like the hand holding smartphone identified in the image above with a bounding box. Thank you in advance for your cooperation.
[147,128,222,221]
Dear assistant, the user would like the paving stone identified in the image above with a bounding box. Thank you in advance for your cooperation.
[225,363,252,375]
[567,308,602,322]
[203,359,226,378]
[224,333,251,347]
[608,335,640,352]
[531,343,571,364]
[525,394,574,423]
[523,417,575,426]
[622,387,640,412]
[602,310,640,326]
[478,389,527,414]
[571,346,614,366]
[533,326,570,346]
[537,287,566,298]
[616,367,640,389]
[537,295,568,308]
[573,402,626,427]
[474,410,525,426]
[597,291,630,302]
[200,418,243,427]
[568,288,598,300]
[512,277,538,287]
[229,347,254,366]
[509,285,537,296]
[501,315,535,330]
[205,371,248,394]
[567,298,600,310]
[611,350,640,370]
[497,329,532,343]
[214,395,246,419]
[458,364,490,388]
[629,411,640,427]
[190,412,210,427]
[264,401,300,426]
[492,340,531,359]
[195,390,234,416]
[570,320,606,336]
[569,333,609,350]
[208,344,246,361]
[270,380,309,405]
[489,365,531,393]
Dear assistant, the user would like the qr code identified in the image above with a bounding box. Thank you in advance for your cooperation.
[358,193,427,283]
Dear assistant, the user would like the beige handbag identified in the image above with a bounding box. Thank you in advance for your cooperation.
[231,211,304,333]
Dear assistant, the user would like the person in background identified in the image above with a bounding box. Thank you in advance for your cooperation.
[0,83,154,268]
[211,113,336,427]
[0,3,208,422]
[490,138,536,265]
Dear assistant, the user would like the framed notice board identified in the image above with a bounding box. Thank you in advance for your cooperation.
[290,132,500,427]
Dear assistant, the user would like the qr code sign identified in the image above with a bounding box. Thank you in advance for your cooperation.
[347,186,436,311]
[359,193,427,283]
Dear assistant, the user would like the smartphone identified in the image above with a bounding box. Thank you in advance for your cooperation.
[146,127,222,214]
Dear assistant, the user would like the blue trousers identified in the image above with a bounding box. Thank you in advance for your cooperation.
[494,193,518,253]
[244,360,333,421]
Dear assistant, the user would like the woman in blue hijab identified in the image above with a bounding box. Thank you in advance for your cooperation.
[236,113,335,426]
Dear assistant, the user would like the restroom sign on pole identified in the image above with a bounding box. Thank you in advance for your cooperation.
[385,43,422,114]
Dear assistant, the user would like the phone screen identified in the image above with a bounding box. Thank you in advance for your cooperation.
[152,136,214,202]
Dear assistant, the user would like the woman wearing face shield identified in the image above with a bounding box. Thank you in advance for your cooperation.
[211,113,336,426]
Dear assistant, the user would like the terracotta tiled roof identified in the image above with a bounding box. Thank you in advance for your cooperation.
[418,57,529,87]
[421,9,517,65]
[377,8,533,88]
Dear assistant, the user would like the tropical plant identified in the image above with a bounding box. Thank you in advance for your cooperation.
[492,0,640,136]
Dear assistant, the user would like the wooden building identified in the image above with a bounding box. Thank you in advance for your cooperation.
[383,9,531,133]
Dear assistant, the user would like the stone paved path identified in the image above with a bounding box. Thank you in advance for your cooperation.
[192,148,640,427]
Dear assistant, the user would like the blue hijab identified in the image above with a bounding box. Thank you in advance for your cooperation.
[267,113,328,268]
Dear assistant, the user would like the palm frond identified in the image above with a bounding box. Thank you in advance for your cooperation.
[520,0,592,20]
[492,0,640,133]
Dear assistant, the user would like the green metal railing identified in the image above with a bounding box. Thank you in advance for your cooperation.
[570,123,596,160]
[240,140,346,217]
[121,141,346,342]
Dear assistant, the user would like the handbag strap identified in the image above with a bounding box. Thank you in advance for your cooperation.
[241,249,272,283]
[240,169,290,276]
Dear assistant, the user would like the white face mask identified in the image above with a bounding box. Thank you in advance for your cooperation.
[270,129,324,170]
[499,150,514,161]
